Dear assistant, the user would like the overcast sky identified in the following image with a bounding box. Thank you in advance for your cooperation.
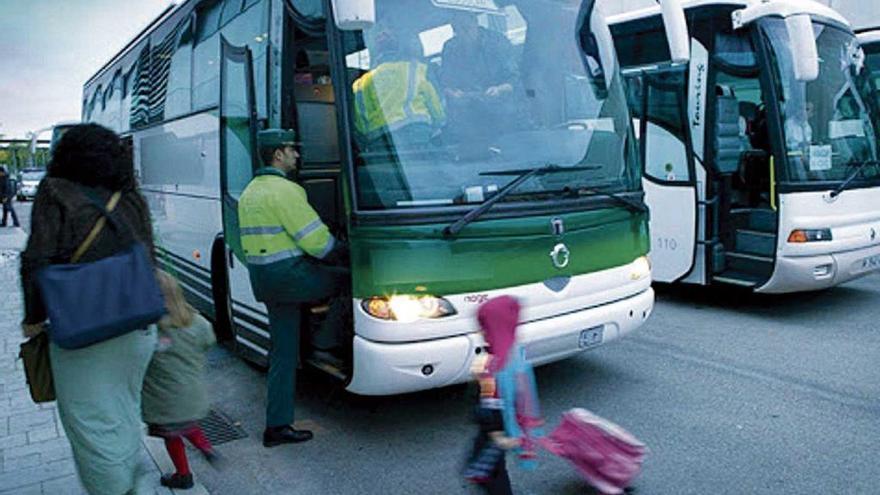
[0,0,174,139]
[1,0,876,140]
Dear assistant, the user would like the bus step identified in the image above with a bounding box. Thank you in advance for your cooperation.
[305,356,349,381]
[713,270,766,288]
[726,251,774,277]
[735,229,776,257]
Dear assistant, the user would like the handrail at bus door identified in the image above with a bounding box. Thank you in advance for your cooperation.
[770,155,777,211]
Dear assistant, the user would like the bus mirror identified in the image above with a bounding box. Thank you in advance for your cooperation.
[659,0,690,64]
[786,14,819,82]
[330,0,375,31]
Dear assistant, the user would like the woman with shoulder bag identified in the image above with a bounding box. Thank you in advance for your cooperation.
[20,124,161,495]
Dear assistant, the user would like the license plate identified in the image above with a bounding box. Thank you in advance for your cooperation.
[861,254,880,270]
[578,326,604,349]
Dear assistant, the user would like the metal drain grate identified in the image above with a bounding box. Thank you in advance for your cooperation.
[198,408,248,445]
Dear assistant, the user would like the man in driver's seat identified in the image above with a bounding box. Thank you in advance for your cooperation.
[439,12,518,141]
[351,27,445,148]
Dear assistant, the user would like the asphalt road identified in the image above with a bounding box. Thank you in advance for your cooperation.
[193,276,880,495]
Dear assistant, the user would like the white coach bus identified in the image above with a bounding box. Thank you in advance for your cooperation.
[611,0,880,293]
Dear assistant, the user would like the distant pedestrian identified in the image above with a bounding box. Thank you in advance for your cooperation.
[20,123,158,494]
[463,296,544,495]
[142,271,223,490]
[0,165,20,227]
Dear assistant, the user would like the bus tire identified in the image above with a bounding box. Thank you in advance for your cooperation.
[210,237,236,345]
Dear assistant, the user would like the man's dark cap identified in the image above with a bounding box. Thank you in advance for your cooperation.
[257,129,299,150]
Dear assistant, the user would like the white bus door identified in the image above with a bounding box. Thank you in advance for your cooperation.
[219,38,261,334]
[639,69,698,282]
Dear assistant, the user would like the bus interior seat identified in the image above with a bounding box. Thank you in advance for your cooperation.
[714,86,743,175]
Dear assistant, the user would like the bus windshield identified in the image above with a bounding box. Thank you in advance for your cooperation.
[764,19,880,184]
[341,0,637,210]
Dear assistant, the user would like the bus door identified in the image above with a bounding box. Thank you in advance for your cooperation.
[283,16,345,233]
[639,67,699,282]
[218,38,260,321]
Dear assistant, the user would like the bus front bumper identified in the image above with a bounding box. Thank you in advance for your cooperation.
[758,244,880,293]
[346,288,654,396]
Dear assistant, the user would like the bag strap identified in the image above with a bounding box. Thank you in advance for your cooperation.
[71,191,122,263]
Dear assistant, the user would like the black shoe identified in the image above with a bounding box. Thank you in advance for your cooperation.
[160,473,194,489]
[262,426,313,447]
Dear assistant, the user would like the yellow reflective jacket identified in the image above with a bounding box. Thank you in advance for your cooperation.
[238,167,335,266]
[352,60,445,139]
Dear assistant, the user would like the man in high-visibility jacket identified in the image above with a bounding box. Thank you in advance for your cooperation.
[352,28,445,146]
[238,129,348,447]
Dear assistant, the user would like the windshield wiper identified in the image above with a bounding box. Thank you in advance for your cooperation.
[574,186,648,214]
[830,160,880,198]
[442,164,600,238]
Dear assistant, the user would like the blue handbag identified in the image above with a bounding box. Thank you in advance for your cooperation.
[36,190,166,349]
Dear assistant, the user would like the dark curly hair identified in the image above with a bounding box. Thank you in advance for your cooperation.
[49,123,134,190]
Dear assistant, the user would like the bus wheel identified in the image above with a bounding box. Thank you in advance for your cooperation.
[210,238,235,344]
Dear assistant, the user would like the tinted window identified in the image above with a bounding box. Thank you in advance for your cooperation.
[221,1,269,117]
[221,0,243,26]
[166,18,195,118]
[130,46,152,129]
[193,34,220,109]
[290,0,324,21]
[196,0,223,42]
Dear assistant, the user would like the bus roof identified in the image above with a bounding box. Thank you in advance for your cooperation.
[608,0,849,29]
[83,3,182,89]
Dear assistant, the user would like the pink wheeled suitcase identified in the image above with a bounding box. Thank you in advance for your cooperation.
[540,408,647,495]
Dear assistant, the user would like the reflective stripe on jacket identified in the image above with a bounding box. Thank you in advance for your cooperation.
[238,167,335,266]
[352,60,445,139]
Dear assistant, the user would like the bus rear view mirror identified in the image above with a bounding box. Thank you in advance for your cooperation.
[786,14,819,82]
[330,0,375,31]
[660,0,690,64]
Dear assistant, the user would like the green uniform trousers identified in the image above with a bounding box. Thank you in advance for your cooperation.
[260,258,349,428]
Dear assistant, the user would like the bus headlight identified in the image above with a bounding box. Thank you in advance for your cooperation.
[362,295,457,322]
[788,229,832,243]
[630,256,652,281]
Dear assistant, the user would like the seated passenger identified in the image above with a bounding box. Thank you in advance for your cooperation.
[351,28,445,149]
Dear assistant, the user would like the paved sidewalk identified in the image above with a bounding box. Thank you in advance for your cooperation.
[0,247,179,494]
[0,227,27,251]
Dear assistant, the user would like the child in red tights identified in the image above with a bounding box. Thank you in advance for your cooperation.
[142,272,223,489]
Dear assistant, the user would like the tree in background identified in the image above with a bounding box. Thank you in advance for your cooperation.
[0,144,51,173]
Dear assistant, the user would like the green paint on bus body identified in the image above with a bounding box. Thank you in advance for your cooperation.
[349,208,648,298]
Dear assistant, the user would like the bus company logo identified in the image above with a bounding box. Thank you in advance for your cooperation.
[550,243,571,269]
[464,294,489,304]
[691,63,706,129]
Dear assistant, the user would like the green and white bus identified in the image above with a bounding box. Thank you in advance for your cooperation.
[611,0,880,293]
[81,0,679,395]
